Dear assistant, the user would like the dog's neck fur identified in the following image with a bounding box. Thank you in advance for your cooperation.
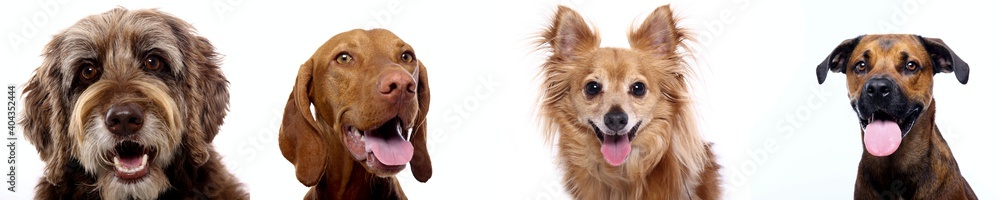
[855,100,973,199]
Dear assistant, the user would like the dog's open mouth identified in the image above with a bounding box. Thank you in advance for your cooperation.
[858,107,921,157]
[110,141,155,182]
[343,117,414,174]
[589,121,641,167]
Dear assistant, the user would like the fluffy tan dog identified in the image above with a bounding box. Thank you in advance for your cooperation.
[536,5,721,199]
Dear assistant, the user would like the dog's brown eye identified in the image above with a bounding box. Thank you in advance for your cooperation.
[905,61,918,71]
[144,55,163,71]
[631,82,646,97]
[400,51,415,63]
[855,61,867,72]
[79,64,100,82]
[584,81,602,96]
[335,52,353,64]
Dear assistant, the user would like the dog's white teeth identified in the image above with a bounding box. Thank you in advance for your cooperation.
[360,135,366,142]
[141,154,148,169]
[113,157,121,167]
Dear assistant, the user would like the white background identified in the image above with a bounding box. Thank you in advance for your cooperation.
[2,0,997,199]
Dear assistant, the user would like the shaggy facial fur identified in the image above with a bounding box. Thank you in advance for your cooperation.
[21,8,247,200]
[536,5,720,199]
[279,29,432,199]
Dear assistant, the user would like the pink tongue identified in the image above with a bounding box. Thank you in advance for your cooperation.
[120,156,142,168]
[863,120,902,156]
[600,136,631,166]
[367,133,414,166]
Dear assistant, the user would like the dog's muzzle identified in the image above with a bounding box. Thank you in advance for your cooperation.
[105,102,156,182]
[853,77,922,157]
[589,106,640,167]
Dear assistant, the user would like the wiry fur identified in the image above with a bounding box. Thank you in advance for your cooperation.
[535,5,720,199]
[21,8,247,200]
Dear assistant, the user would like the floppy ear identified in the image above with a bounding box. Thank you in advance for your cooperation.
[919,36,969,84]
[629,5,687,57]
[409,61,432,182]
[278,59,327,186]
[22,68,55,162]
[22,71,66,185]
[155,9,228,166]
[22,36,72,184]
[817,36,861,84]
[541,5,599,60]
[191,37,229,143]
[188,36,226,166]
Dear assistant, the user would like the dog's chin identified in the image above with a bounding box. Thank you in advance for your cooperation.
[588,120,641,167]
[342,117,415,177]
[98,166,170,200]
[92,141,170,200]
[856,105,922,157]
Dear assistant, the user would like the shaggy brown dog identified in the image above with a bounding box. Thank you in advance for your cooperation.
[536,5,720,199]
[21,8,247,200]
[279,29,432,199]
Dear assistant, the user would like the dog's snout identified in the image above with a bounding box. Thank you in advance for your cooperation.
[378,70,417,102]
[105,102,144,136]
[864,78,895,98]
[604,106,628,131]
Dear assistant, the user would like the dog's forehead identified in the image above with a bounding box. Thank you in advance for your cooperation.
[329,29,410,48]
[317,29,412,62]
[588,48,646,82]
[855,35,925,58]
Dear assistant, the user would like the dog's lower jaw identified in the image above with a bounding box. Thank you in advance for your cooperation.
[588,121,642,166]
[341,119,413,177]
[99,167,171,200]
[852,101,924,157]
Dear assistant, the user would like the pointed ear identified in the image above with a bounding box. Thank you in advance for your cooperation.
[541,5,599,60]
[629,5,687,57]
[409,61,432,182]
[919,36,969,84]
[278,59,327,187]
[817,36,861,84]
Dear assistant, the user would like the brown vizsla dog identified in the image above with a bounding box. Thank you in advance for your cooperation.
[279,29,431,200]
[816,34,976,199]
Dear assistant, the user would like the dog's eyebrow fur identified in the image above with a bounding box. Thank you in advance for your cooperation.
[57,35,99,91]
[136,31,185,76]
[900,52,910,64]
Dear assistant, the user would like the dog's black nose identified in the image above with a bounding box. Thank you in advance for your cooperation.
[105,102,144,136]
[864,78,895,98]
[604,107,628,131]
